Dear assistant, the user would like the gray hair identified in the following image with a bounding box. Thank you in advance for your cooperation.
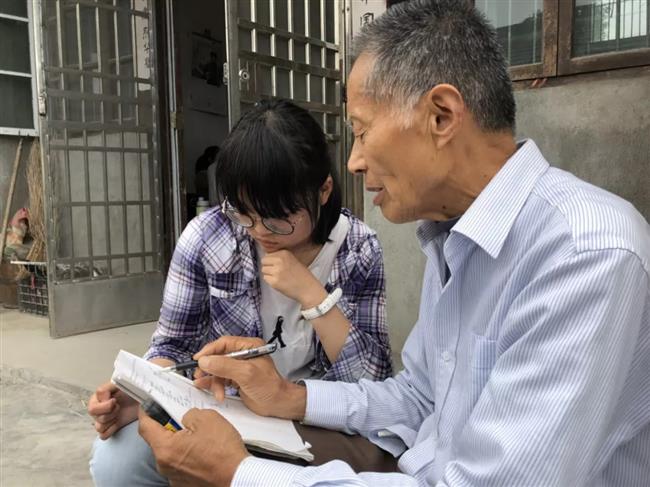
[353,0,516,132]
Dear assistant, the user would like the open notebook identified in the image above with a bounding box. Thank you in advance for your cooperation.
[111,350,313,462]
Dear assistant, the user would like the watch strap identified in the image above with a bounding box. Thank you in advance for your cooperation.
[301,288,343,320]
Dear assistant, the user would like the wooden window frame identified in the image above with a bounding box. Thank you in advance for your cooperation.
[477,0,650,81]
[557,0,650,76]
[0,3,39,136]
[473,0,559,81]
[507,0,559,81]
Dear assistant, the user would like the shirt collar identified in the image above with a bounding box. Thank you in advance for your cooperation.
[417,139,549,258]
[416,217,458,249]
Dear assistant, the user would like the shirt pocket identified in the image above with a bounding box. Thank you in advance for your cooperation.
[207,276,256,336]
[208,286,242,300]
[471,333,497,370]
[470,333,498,407]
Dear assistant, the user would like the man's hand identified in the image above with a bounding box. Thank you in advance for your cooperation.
[193,336,307,420]
[261,250,327,308]
[88,381,139,439]
[138,407,249,487]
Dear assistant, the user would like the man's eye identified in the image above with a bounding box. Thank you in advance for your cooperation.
[355,132,366,141]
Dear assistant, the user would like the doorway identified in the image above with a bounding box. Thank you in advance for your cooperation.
[34,0,356,336]
[166,0,356,229]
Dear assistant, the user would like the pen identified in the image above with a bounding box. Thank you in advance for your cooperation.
[141,398,182,432]
[159,342,278,373]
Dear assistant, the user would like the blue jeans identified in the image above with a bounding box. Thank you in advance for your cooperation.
[89,421,169,487]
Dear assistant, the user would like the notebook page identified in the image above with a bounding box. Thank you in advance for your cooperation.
[111,350,311,456]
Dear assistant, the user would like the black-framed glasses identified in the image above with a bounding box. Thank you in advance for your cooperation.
[221,198,304,236]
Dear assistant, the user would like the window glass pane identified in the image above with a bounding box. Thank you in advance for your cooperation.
[62,7,80,68]
[91,203,107,256]
[274,0,288,30]
[294,40,306,63]
[257,64,273,96]
[573,0,649,57]
[277,68,291,98]
[277,36,289,59]
[310,74,323,103]
[0,18,31,73]
[476,0,543,66]
[100,7,118,75]
[126,204,143,254]
[257,32,271,55]
[308,0,322,39]
[0,75,34,128]
[310,44,322,66]
[80,6,99,70]
[239,0,252,21]
[325,0,335,43]
[117,7,133,58]
[294,72,307,100]
[325,78,337,105]
[326,113,339,135]
[255,0,270,24]
[326,48,337,69]
[239,27,252,51]
[292,0,305,35]
[0,0,27,17]
[44,15,60,67]
[72,207,89,258]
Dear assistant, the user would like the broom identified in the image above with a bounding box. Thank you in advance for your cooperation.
[16,140,46,281]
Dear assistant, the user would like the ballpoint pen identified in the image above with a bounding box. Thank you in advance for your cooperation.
[158,342,278,373]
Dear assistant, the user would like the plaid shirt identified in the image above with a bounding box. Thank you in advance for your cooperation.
[144,207,392,382]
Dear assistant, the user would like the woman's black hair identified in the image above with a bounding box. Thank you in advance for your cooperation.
[215,99,342,244]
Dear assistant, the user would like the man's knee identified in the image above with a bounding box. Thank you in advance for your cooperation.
[89,421,168,487]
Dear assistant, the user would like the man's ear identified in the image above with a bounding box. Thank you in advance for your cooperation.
[319,175,334,205]
[423,84,465,149]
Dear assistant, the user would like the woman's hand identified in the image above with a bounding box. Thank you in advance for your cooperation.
[261,250,327,308]
[88,358,175,440]
[88,382,139,439]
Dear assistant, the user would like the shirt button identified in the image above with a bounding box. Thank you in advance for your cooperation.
[442,351,452,362]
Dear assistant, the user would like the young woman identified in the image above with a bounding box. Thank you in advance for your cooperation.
[147,99,392,382]
[88,100,392,486]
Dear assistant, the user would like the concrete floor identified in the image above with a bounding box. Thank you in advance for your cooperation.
[0,307,156,486]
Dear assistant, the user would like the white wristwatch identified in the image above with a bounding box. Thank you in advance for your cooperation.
[301,288,343,320]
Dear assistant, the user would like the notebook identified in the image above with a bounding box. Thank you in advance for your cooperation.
[111,350,313,462]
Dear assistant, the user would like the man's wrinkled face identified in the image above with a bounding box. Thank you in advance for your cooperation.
[346,55,451,223]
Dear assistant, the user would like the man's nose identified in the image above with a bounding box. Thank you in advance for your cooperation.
[347,141,366,175]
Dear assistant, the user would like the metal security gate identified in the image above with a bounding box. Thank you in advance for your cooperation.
[224,0,361,213]
[34,0,165,336]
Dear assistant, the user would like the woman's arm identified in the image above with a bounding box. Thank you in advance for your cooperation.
[316,236,392,382]
[144,217,210,364]
[261,234,392,381]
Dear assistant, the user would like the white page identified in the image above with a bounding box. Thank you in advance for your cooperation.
[111,350,311,458]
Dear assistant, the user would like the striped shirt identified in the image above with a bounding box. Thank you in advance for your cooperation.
[144,208,392,382]
[233,140,650,486]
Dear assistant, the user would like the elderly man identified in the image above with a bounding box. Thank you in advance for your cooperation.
[138,0,650,485]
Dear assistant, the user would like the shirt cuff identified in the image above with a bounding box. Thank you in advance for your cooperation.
[303,380,351,430]
[231,456,303,487]
[142,347,190,364]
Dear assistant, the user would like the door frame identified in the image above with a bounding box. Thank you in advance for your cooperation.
[33,0,166,336]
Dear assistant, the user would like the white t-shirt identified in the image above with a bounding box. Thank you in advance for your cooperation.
[256,213,350,382]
